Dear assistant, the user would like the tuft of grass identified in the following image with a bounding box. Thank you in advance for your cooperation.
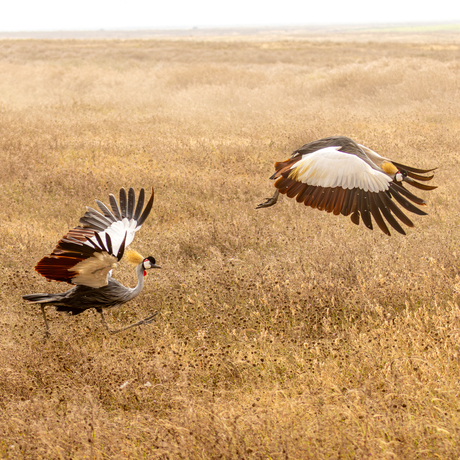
[1,36,460,459]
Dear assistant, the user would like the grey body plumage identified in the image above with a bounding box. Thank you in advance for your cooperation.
[24,263,147,315]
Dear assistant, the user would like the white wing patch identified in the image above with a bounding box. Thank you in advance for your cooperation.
[71,252,118,288]
[85,219,138,256]
[290,147,391,192]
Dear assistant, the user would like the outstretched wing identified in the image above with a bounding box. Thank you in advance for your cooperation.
[271,144,435,236]
[34,187,154,287]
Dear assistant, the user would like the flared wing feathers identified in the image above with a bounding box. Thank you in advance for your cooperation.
[34,187,154,287]
[261,136,436,236]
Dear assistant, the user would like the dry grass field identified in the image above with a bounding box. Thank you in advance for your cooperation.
[0,34,460,459]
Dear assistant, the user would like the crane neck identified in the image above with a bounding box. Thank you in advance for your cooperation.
[124,262,146,300]
[135,262,146,289]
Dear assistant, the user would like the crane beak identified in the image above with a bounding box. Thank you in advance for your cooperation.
[143,263,161,276]
[143,258,161,270]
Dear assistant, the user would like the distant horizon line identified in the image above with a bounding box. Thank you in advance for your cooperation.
[1,20,460,34]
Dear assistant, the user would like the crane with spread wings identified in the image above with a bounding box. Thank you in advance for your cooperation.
[23,187,160,335]
[257,136,436,235]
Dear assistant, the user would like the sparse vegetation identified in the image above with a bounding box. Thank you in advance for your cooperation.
[0,35,460,459]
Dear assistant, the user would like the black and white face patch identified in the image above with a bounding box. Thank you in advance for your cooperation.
[143,258,152,270]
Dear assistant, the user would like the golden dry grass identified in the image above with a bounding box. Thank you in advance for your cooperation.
[0,36,460,459]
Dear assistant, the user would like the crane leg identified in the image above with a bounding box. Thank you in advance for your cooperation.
[256,189,280,209]
[41,305,51,338]
[98,309,158,334]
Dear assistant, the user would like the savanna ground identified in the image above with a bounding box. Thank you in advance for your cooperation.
[0,29,460,459]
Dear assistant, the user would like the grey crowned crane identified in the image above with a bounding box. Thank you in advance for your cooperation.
[23,187,161,335]
[256,136,437,235]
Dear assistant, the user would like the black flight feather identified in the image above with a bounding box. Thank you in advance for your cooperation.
[95,200,117,223]
[137,188,154,227]
[105,233,113,255]
[117,233,127,260]
[119,188,127,218]
[133,188,145,221]
[127,188,135,220]
[109,194,122,220]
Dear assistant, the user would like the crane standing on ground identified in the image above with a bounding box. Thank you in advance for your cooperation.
[23,187,160,335]
[257,136,437,235]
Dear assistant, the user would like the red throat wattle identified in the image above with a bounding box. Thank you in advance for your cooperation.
[143,270,146,277]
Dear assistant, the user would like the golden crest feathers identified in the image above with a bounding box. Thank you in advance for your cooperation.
[125,249,144,266]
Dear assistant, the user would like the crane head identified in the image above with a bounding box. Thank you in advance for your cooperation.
[142,256,161,275]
